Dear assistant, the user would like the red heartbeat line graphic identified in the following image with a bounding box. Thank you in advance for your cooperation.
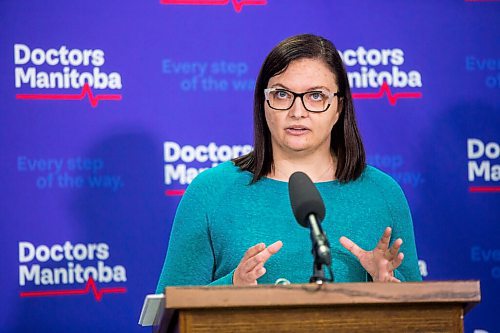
[469,186,500,193]
[19,277,127,302]
[16,83,122,107]
[352,82,422,106]
[160,0,267,13]
[165,189,186,196]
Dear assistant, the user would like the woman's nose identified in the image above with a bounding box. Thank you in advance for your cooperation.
[288,97,309,119]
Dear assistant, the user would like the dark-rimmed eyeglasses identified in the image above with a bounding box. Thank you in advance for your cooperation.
[264,88,341,113]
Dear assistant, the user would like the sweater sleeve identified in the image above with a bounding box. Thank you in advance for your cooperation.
[155,171,233,293]
[384,179,422,282]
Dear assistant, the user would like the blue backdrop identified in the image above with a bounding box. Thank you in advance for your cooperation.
[1,1,499,332]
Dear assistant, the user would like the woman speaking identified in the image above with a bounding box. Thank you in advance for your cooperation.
[156,34,421,291]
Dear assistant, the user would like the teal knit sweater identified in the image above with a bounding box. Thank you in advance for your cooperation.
[156,161,421,293]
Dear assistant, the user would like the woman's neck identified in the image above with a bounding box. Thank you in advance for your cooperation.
[268,150,337,182]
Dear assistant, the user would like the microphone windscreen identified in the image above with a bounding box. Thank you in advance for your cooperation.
[288,171,326,227]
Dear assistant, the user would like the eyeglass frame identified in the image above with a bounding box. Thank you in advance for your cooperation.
[263,87,342,113]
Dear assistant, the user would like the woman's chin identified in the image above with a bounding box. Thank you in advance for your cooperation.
[284,143,311,153]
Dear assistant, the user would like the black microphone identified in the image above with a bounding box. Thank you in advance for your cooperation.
[288,172,332,271]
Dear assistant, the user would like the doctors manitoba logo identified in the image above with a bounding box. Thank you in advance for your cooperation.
[467,138,500,193]
[14,44,122,107]
[163,141,252,196]
[338,47,423,106]
[19,241,127,301]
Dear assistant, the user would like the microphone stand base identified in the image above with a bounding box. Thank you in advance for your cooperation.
[310,263,328,284]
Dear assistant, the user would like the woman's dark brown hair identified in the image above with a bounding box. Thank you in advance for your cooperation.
[234,34,365,183]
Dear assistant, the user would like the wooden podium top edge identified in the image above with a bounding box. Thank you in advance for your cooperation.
[165,280,480,310]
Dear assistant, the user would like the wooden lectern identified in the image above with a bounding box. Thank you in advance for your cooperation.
[153,281,480,333]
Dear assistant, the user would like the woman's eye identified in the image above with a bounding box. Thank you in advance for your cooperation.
[275,90,291,99]
[309,92,325,101]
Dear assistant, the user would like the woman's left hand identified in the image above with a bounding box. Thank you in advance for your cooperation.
[339,227,404,282]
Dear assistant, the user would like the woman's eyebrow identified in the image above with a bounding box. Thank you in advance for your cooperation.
[306,85,331,92]
[269,83,291,90]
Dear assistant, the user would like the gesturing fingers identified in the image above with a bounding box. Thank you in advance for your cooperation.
[339,236,365,259]
[245,262,267,282]
[254,240,283,270]
[377,256,403,283]
[239,242,266,265]
[241,241,283,273]
[375,227,392,253]
[266,240,283,255]
[248,241,284,281]
[340,229,406,283]
[386,238,403,260]
[391,252,404,271]
[234,241,283,286]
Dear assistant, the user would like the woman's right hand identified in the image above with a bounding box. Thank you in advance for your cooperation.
[233,241,283,286]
